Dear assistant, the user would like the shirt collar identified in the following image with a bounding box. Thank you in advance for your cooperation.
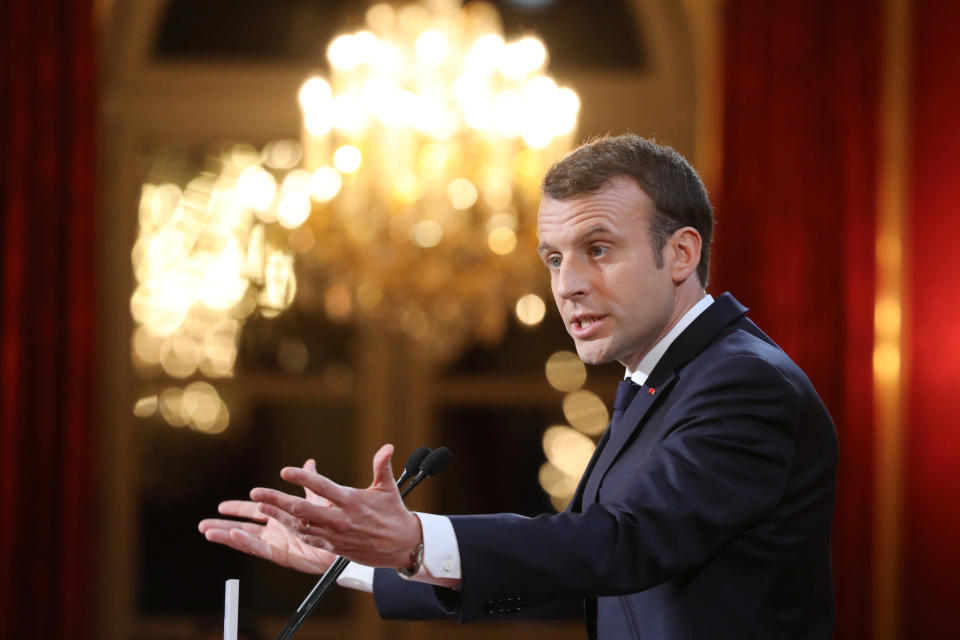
[625,294,714,386]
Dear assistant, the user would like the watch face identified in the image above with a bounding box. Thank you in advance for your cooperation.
[398,542,425,577]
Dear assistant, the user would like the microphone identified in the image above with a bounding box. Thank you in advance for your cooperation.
[400,447,452,498]
[396,446,432,488]
[275,446,451,640]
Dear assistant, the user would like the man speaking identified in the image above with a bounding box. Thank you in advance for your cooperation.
[200,135,837,639]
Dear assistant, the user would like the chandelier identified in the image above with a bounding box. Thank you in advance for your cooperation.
[130,144,302,433]
[296,0,579,360]
[127,0,579,433]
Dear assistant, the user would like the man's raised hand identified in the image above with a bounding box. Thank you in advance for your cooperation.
[250,444,423,569]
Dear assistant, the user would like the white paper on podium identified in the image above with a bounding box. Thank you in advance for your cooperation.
[224,579,239,640]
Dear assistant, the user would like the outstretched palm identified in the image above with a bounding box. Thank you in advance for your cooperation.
[198,460,336,574]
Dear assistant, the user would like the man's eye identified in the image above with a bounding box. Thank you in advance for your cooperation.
[547,256,562,268]
[590,246,608,257]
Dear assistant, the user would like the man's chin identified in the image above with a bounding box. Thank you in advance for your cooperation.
[573,343,610,366]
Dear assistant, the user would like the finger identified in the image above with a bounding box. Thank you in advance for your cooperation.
[370,443,395,490]
[217,500,268,522]
[204,527,265,557]
[300,533,336,553]
[302,459,323,503]
[253,493,349,533]
[279,467,351,505]
[250,487,320,516]
[198,519,263,536]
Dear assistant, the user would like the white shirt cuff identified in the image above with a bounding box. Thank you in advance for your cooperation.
[336,562,374,593]
[399,512,462,588]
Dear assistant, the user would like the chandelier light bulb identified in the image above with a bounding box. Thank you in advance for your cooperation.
[310,167,343,202]
[299,77,332,110]
[413,220,444,248]
[467,33,506,73]
[328,34,361,70]
[236,167,277,212]
[415,30,450,65]
[333,145,362,173]
[352,30,380,65]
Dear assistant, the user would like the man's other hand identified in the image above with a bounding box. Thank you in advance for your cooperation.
[198,459,336,574]
[250,444,423,569]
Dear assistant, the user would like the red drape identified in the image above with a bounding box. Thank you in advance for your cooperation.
[718,2,879,637]
[0,1,97,639]
[903,0,960,635]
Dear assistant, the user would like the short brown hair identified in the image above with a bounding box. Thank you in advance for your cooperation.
[541,134,714,286]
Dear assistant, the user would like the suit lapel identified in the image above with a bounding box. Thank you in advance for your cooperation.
[579,293,749,506]
[578,375,676,506]
[570,428,610,512]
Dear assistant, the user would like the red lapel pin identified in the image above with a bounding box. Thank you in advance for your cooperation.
[648,388,655,395]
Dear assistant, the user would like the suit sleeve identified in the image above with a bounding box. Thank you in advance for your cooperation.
[444,355,801,621]
[372,569,461,619]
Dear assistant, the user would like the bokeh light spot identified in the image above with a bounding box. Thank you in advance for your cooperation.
[545,350,586,392]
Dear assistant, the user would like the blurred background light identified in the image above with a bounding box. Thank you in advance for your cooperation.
[545,350,587,392]
[562,390,610,436]
[515,293,546,326]
[131,142,306,431]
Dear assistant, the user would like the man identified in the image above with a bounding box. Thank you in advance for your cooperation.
[200,135,837,638]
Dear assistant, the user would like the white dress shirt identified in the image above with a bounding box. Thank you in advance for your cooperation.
[337,294,715,593]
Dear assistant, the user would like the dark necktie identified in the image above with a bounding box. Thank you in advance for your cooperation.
[611,379,641,433]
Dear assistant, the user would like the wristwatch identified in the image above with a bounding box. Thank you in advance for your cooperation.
[397,542,424,578]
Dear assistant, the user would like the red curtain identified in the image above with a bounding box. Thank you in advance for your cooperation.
[903,1,960,635]
[717,2,880,637]
[0,1,97,639]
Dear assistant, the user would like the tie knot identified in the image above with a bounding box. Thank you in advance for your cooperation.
[614,380,641,412]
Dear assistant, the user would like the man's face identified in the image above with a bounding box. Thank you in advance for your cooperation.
[536,176,678,370]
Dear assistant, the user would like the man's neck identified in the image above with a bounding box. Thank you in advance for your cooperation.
[662,285,708,342]
[624,290,712,386]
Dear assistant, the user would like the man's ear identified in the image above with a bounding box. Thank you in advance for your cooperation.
[668,227,702,283]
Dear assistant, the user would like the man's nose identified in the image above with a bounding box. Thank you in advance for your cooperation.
[556,258,589,299]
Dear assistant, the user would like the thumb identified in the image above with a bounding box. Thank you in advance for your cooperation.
[370,443,396,490]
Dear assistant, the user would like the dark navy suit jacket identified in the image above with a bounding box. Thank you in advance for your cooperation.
[372,293,838,639]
